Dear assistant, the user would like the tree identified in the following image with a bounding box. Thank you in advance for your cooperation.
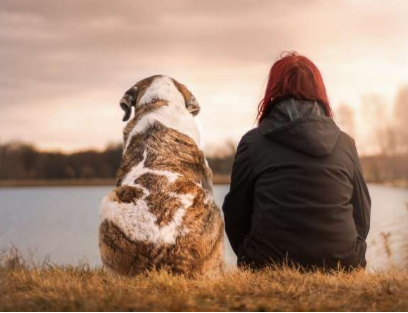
[335,103,355,138]
[360,95,396,156]
[394,85,408,154]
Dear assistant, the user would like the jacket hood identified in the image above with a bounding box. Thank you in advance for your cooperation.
[259,98,340,157]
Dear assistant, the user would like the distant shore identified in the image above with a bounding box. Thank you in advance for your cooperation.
[379,179,408,189]
[0,175,231,188]
[0,177,407,189]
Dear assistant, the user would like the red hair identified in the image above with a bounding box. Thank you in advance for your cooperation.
[257,52,332,123]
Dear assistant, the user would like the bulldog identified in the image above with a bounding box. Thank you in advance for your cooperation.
[99,75,224,276]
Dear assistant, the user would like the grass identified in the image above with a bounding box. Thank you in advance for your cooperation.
[1,249,408,311]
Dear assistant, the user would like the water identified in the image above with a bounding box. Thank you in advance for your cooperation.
[0,184,407,270]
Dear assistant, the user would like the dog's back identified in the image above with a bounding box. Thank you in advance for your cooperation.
[99,76,224,275]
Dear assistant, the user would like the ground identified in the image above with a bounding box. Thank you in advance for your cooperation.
[1,253,408,311]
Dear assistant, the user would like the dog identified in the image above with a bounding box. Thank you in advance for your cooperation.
[99,75,224,276]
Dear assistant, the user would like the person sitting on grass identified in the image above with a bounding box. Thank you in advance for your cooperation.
[222,52,371,271]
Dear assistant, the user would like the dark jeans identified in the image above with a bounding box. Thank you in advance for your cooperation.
[237,237,367,273]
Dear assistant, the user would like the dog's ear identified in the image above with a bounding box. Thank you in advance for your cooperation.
[172,79,200,116]
[186,94,200,116]
[120,86,139,122]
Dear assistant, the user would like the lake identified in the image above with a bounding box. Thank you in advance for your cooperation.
[0,184,407,271]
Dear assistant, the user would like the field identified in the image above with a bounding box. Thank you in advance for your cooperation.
[1,250,408,311]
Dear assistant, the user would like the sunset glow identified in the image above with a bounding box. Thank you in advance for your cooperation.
[1,0,407,154]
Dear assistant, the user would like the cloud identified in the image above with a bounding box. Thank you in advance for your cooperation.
[0,0,407,151]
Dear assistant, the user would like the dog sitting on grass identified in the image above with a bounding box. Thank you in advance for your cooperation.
[99,75,224,276]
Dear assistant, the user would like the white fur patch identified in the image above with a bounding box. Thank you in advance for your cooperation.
[139,76,184,107]
[100,195,191,245]
[123,76,201,152]
[100,149,193,245]
[122,150,180,186]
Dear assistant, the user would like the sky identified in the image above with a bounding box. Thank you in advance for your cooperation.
[1,0,407,154]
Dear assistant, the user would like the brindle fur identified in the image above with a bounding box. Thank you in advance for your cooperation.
[99,76,224,276]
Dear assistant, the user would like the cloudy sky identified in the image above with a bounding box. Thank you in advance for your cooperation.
[1,0,407,154]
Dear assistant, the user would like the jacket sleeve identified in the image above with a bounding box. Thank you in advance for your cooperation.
[350,144,371,240]
[222,137,254,255]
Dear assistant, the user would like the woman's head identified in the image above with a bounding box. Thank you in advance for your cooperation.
[257,52,332,123]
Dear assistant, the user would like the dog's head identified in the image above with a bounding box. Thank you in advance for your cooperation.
[119,75,200,122]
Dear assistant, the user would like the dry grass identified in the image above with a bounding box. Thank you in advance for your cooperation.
[1,250,408,311]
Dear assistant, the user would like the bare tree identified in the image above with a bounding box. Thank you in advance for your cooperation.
[360,95,396,156]
[394,85,408,154]
[335,103,355,138]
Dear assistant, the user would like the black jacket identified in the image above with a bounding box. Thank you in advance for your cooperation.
[222,98,371,270]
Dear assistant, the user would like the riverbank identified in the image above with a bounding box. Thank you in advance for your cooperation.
[1,177,407,189]
[379,179,408,189]
[0,175,231,188]
[1,261,408,311]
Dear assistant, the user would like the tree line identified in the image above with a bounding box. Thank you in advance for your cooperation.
[1,85,407,183]
[0,142,122,180]
[0,140,407,185]
[0,141,235,181]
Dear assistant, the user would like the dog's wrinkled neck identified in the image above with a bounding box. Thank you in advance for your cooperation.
[134,100,168,121]
[122,106,201,154]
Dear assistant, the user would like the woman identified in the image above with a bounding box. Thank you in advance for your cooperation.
[222,52,371,270]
